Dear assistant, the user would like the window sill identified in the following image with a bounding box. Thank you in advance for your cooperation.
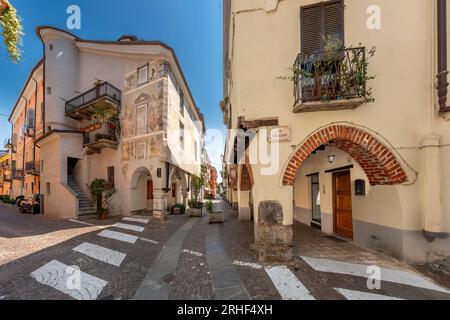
[293,98,365,114]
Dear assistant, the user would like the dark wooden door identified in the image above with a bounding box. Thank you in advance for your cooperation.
[333,171,353,239]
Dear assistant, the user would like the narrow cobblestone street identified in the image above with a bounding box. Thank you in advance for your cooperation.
[0,202,449,300]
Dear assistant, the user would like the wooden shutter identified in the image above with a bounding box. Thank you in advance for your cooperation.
[27,109,35,128]
[301,0,344,54]
[147,180,153,200]
[107,166,115,187]
[301,5,321,55]
[172,183,177,197]
[323,0,344,48]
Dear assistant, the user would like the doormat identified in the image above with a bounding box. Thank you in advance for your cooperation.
[324,235,348,243]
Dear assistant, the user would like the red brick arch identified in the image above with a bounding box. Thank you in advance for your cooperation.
[282,125,408,186]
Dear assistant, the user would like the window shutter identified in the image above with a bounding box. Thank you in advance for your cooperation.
[27,109,35,128]
[301,0,344,54]
[323,0,344,48]
[301,5,321,55]
[147,180,153,200]
[107,166,115,187]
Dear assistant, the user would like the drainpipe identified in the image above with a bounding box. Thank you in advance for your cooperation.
[31,77,38,195]
[20,96,27,196]
[437,0,449,112]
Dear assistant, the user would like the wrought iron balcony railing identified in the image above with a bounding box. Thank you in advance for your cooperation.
[13,169,24,180]
[25,161,40,175]
[65,82,121,118]
[294,47,367,106]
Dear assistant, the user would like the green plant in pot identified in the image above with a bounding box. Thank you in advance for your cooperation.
[188,199,203,217]
[87,179,115,219]
[172,203,186,215]
[205,200,213,213]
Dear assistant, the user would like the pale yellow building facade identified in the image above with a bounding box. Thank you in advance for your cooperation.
[222,0,450,263]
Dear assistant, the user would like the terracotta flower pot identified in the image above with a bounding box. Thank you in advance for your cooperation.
[95,124,101,129]
[98,211,109,220]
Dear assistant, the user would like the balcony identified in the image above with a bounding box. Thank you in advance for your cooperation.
[83,129,119,155]
[66,82,121,120]
[25,161,40,176]
[13,169,24,180]
[293,47,367,113]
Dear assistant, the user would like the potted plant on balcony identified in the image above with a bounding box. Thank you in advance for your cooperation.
[87,179,115,220]
[188,199,203,217]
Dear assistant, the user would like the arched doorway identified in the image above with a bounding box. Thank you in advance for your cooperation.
[282,125,408,240]
[130,167,153,215]
[168,168,188,210]
[240,163,254,221]
[282,125,408,186]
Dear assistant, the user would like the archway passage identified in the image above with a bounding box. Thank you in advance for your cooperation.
[282,125,408,186]
[130,167,154,214]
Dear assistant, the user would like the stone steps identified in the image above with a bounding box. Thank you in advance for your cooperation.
[67,176,97,217]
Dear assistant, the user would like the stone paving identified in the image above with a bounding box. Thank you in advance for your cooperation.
[0,201,449,300]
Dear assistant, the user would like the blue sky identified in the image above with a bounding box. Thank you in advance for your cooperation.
[0,0,224,173]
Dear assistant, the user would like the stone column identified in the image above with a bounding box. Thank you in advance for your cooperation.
[238,190,251,221]
[153,189,168,222]
[232,189,238,210]
[422,135,443,234]
[257,201,293,262]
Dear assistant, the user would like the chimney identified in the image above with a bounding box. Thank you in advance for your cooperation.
[118,35,138,42]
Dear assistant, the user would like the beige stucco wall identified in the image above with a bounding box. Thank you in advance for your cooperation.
[225,0,450,262]
[167,71,202,176]
[39,134,81,218]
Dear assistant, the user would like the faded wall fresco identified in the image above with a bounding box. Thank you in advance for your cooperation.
[121,60,169,162]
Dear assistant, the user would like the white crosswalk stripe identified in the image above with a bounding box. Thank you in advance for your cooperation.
[73,242,127,267]
[123,217,149,224]
[302,256,450,294]
[335,288,404,300]
[31,260,108,300]
[112,223,145,233]
[98,230,138,244]
[265,266,315,300]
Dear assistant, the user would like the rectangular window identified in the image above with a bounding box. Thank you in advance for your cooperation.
[194,140,198,162]
[41,102,44,123]
[179,91,184,116]
[301,0,344,54]
[172,183,176,198]
[27,109,35,128]
[41,160,44,173]
[107,166,115,188]
[179,121,185,149]
[46,183,50,196]
[137,64,149,86]
[136,105,147,136]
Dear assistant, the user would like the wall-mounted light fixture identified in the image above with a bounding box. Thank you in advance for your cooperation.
[327,146,336,164]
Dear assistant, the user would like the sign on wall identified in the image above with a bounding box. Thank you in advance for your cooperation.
[268,126,292,142]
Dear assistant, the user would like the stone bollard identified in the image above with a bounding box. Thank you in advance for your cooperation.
[257,201,293,263]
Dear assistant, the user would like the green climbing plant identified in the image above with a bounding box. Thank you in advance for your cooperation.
[87,179,116,215]
[0,0,23,63]
[192,164,208,201]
